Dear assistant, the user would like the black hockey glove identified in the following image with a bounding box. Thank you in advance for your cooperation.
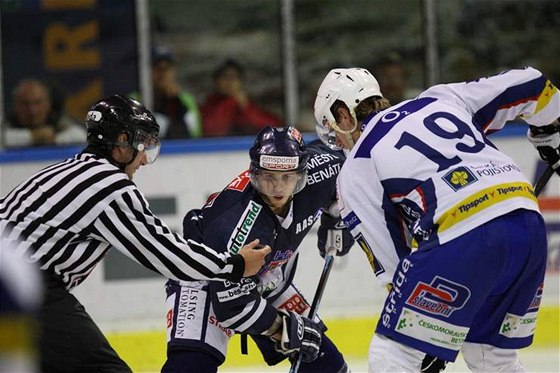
[272,310,322,362]
[317,212,354,258]
[528,124,560,175]
[421,354,448,373]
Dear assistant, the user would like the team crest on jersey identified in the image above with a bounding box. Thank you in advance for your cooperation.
[442,166,478,191]
[227,201,262,254]
[227,170,251,192]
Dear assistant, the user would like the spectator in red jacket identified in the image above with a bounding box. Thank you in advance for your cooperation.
[201,59,281,136]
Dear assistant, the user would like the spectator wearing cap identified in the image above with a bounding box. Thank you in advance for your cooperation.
[1,78,86,148]
[132,46,202,139]
[200,59,281,137]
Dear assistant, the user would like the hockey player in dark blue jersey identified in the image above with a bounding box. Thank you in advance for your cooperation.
[162,126,353,372]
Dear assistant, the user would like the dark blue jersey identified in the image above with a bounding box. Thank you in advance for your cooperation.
[183,140,344,334]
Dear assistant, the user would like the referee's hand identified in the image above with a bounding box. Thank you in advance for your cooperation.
[239,239,271,277]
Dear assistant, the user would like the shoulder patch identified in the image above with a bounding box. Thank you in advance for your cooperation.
[226,170,251,192]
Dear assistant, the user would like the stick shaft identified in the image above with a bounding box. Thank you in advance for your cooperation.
[290,254,335,373]
[534,165,555,197]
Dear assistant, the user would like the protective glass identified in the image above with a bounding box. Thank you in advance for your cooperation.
[315,121,342,151]
[133,129,161,164]
[250,168,308,196]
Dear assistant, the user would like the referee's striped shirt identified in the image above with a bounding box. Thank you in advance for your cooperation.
[0,153,242,290]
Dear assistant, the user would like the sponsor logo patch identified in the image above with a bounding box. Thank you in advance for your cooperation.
[343,211,361,231]
[500,311,538,339]
[259,250,293,275]
[227,201,262,254]
[442,166,478,191]
[306,162,340,185]
[208,315,234,337]
[295,213,320,234]
[382,258,412,328]
[260,155,299,170]
[406,276,470,317]
[279,294,309,315]
[226,170,251,192]
[395,307,469,351]
[216,278,257,302]
[174,288,205,340]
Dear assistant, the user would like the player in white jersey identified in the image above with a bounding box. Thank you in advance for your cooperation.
[313,67,560,372]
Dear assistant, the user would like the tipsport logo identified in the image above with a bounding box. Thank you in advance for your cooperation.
[406,276,471,317]
[442,166,478,191]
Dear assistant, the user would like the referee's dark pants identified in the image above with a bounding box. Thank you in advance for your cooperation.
[39,272,132,373]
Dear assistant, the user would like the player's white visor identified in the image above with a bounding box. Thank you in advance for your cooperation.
[133,129,160,164]
[315,121,342,151]
[250,168,308,196]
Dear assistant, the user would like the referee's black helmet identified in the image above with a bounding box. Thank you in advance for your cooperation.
[85,94,159,148]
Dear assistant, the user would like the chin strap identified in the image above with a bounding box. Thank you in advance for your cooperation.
[112,141,138,169]
[329,118,359,150]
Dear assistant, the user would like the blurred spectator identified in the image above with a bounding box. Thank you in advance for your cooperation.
[132,46,202,139]
[2,79,86,148]
[372,52,420,104]
[200,59,281,136]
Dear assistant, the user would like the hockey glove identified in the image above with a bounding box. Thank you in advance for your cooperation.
[272,310,322,362]
[317,212,354,258]
[421,354,448,372]
[528,124,560,175]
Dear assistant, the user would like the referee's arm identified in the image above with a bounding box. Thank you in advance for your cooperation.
[92,189,264,282]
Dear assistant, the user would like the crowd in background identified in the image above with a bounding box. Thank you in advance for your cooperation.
[0,46,419,150]
[0,48,286,149]
[2,0,559,150]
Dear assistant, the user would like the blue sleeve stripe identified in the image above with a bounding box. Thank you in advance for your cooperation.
[473,75,546,132]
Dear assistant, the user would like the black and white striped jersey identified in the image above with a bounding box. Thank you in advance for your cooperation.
[0,152,241,290]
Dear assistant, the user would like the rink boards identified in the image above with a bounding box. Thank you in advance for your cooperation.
[1,134,558,371]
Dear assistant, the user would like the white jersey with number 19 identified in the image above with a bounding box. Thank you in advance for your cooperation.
[338,67,560,287]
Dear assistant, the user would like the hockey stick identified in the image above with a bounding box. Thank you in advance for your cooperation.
[289,231,340,373]
[534,164,557,197]
[534,165,555,197]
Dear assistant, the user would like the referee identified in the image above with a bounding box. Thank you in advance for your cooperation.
[0,95,270,372]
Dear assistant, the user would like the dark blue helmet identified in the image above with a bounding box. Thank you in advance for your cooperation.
[249,126,309,195]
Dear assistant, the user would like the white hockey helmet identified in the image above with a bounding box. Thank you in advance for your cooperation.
[314,68,382,149]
